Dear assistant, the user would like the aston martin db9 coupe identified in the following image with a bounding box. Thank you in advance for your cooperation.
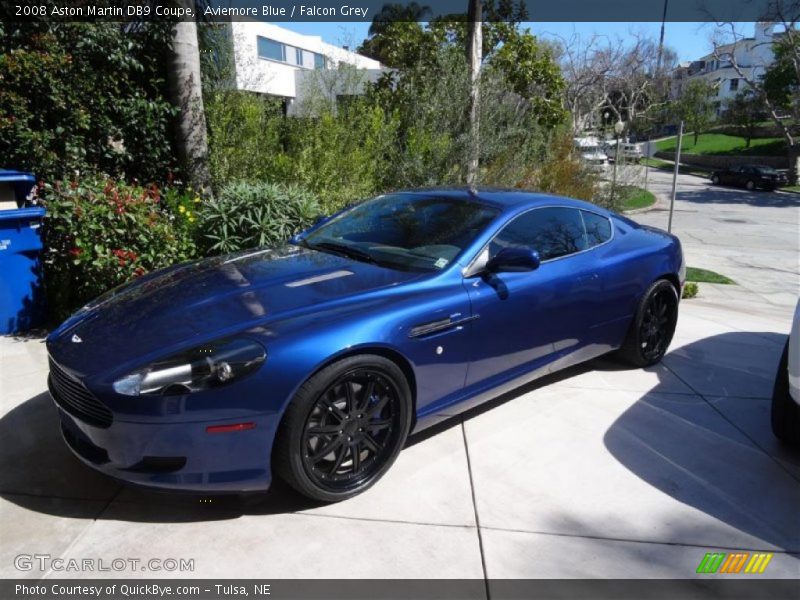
[47,189,684,502]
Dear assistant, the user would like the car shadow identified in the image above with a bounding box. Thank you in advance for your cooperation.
[604,331,800,552]
[1,332,798,544]
[674,184,800,208]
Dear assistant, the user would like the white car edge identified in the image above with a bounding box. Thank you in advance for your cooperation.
[772,298,800,445]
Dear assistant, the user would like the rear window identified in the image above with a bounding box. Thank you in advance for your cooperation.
[581,211,612,247]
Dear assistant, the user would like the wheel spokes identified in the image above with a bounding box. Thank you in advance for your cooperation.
[302,369,399,488]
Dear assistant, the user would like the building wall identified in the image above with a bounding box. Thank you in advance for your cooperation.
[230,21,384,111]
[671,22,777,112]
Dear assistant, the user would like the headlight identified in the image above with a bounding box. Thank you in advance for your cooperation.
[113,339,266,396]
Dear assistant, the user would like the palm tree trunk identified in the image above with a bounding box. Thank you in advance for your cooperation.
[167,14,210,192]
[466,0,481,189]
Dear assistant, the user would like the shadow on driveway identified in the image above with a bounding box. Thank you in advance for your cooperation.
[605,331,800,552]
[674,183,800,208]
[1,332,798,550]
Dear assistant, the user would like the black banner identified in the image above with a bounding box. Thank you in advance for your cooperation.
[2,0,799,23]
[3,579,800,600]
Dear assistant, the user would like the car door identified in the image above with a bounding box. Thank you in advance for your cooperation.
[461,207,602,390]
[735,166,751,187]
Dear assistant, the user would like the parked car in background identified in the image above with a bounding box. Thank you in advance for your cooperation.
[606,142,643,163]
[574,136,608,172]
[772,299,800,446]
[710,165,787,191]
[46,189,684,502]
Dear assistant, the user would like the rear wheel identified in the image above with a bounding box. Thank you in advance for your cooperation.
[711,174,720,185]
[746,179,756,191]
[771,340,800,446]
[618,280,679,367]
[273,355,412,502]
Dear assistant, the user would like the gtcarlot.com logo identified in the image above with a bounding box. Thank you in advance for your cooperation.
[696,552,773,574]
[14,554,194,572]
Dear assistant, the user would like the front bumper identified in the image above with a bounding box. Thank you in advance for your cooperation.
[51,382,276,493]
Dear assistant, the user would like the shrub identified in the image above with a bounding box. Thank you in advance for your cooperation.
[682,282,699,299]
[40,178,197,322]
[198,181,321,254]
[0,23,177,184]
[489,130,601,203]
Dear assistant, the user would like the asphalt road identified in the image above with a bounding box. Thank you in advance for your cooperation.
[632,167,800,313]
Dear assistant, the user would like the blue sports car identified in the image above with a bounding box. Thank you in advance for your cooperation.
[47,189,684,501]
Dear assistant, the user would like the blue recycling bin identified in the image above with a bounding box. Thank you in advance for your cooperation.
[0,169,45,334]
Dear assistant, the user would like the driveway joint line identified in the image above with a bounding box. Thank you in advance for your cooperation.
[461,419,490,600]
[661,362,800,485]
[479,525,800,554]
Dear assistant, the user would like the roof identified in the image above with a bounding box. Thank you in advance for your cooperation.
[392,187,607,214]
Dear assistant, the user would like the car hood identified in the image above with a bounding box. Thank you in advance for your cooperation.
[47,245,422,377]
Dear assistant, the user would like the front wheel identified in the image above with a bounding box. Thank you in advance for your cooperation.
[273,355,412,502]
[617,279,679,367]
[711,175,720,185]
[746,179,756,191]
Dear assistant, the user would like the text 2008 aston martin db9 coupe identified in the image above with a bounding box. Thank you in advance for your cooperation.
[47,189,684,502]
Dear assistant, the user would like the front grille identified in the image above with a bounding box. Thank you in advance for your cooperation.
[49,358,113,428]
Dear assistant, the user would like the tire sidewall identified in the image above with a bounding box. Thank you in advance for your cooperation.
[631,280,679,367]
[277,355,412,502]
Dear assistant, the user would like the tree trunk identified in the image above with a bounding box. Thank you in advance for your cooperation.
[466,0,481,189]
[693,130,699,145]
[167,15,211,192]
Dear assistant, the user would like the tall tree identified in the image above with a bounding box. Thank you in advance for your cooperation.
[722,91,765,147]
[712,14,800,181]
[167,12,210,192]
[673,79,715,145]
[466,0,482,187]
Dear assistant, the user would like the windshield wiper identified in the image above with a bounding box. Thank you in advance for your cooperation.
[307,241,380,265]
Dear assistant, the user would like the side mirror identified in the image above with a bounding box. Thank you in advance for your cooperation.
[486,248,541,273]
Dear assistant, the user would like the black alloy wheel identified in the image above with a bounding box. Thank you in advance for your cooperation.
[639,287,677,363]
[711,174,720,185]
[746,179,756,191]
[618,279,679,367]
[301,369,401,490]
[274,355,411,502]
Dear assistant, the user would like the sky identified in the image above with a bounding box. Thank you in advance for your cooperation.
[279,21,737,63]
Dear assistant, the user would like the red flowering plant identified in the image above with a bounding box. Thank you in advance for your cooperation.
[40,177,197,322]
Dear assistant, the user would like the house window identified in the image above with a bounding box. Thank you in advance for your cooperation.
[257,36,326,70]
[730,78,739,91]
[257,37,285,62]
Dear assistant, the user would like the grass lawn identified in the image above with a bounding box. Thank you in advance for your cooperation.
[618,186,656,211]
[656,133,785,156]
[686,267,735,284]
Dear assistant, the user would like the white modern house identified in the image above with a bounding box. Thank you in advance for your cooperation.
[670,22,782,113]
[229,22,385,114]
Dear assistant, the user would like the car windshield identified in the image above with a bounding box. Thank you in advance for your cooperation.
[302,194,499,272]
[755,166,777,174]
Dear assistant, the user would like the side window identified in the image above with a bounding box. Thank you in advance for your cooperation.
[489,207,586,262]
[581,211,613,247]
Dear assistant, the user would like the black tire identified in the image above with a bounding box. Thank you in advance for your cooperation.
[746,179,756,191]
[771,340,800,446]
[617,279,679,367]
[711,174,720,185]
[273,355,412,502]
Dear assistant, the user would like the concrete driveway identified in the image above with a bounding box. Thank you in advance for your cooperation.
[1,178,798,581]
